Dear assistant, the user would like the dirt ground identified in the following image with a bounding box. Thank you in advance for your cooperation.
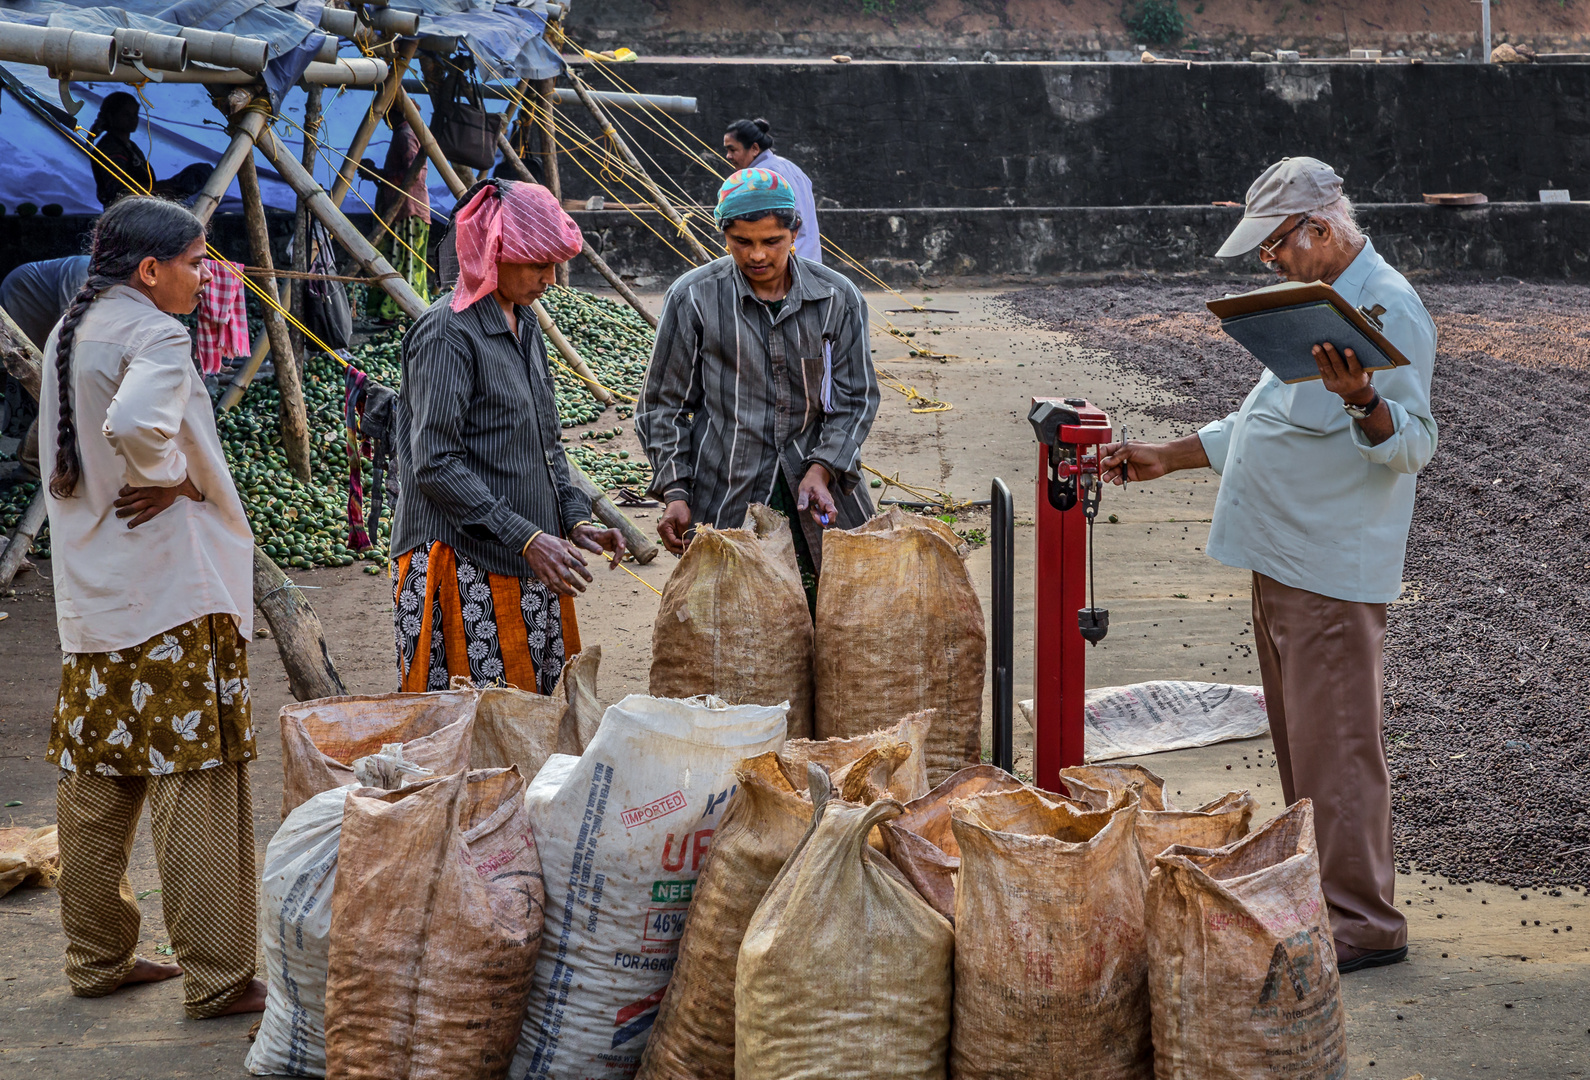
[2,288,1588,1077]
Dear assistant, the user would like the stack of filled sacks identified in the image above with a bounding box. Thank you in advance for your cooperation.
[651,505,986,782]
[631,753,1345,1080]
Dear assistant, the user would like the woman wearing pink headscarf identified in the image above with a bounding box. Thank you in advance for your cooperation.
[388,180,626,694]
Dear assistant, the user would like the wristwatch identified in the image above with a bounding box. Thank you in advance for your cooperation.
[1342,388,1381,421]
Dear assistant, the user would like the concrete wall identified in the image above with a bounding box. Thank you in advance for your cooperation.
[562,60,1590,210]
[571,203,1590,288]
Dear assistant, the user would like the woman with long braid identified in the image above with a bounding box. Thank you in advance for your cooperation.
[39,197,264,1018]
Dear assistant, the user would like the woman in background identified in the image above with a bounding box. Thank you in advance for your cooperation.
[88,93,212,209]
[39,196,263,1019]
[723,117,824,263]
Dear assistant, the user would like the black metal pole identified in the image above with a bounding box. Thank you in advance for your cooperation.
[991,477,1015,774]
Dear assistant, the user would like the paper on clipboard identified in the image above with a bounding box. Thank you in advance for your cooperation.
[1206,280,1411,385]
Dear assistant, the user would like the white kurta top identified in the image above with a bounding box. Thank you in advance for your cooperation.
[39,285,254,653]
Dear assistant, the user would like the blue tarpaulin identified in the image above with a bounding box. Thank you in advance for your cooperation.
[0,0,560,215]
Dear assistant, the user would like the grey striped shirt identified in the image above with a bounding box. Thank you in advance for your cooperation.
[635,255,880,565]
[392,292,592,579]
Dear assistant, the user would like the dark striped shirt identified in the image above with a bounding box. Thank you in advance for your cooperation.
[392,292,591,579]
[635,255,880,566]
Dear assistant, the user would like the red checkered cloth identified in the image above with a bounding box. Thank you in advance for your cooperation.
[197,258,249,375]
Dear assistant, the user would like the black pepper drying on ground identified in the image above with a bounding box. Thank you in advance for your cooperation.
[1005,277,1590,890]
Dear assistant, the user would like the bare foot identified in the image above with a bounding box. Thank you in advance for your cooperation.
[209,978,267,1017]
[115,956,183,988]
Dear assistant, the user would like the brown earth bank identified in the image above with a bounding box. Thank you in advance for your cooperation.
[1006,276,1590,892]
[571,0,1590,60]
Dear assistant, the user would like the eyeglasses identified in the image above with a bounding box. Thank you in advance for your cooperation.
[1258,216,1311,260]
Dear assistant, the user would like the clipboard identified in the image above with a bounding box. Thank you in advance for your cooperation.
[1206,281,1411,385]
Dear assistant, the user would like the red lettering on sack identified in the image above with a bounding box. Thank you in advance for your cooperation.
[692,829,714,871]
[622,789,688,830]
[662,833,687,872]
[474,848,518,877]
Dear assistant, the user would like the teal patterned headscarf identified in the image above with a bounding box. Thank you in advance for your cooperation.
[714,168,797,227]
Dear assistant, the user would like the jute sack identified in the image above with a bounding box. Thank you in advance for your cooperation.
[324,768,544,1080]
[878,765,1026,921]
[278,688,477,817]
[1146,800,1346,1080]
[737,765,954,1080]
[1061,763,1170,810]
[650,504,815,738]
[637,740,928,1080]
[246,787,352,1078]
[1137,791,1255,864]
[815,508,986,784]
[512,695,788,1080]
[950,790,1152,1080]
[0,825,59,898]
[782,711,933,803]
[470,647,606,776]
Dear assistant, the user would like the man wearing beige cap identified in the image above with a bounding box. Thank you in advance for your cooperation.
[1102,157,1438,973]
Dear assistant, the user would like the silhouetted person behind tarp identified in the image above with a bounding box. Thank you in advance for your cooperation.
[89,93,214,209]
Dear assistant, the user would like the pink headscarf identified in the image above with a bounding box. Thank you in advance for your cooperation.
[450,181,584,312]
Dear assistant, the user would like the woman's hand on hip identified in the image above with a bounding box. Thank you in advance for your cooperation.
[523,532,593,596]
[114,476,204,528]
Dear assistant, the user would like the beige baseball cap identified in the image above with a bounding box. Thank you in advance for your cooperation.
[1216,157,1345,258]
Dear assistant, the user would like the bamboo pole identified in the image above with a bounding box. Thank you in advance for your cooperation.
[569,463,658,565]
[255,127,427,320]
[0,488,46,590]
[328,37,419,209]
[252,544,347,701]
[191,107,270,225]
[534,302,614,405]
[290,85,323,363]
[567,73,713,264]
[238,154,313,482]
[535,77,562,201]
[396,87,466,198]
[495,131,656,329]
[536,77,568,285]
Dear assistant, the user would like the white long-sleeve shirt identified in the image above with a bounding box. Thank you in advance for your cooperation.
[1197,239,1438,604]
[39,285,254,653]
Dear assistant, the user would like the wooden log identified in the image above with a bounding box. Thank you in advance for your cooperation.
[252,544,347,701]
[255,127,427,320]
[495,131,656,328]
[396,87,467,198]
[533,301,614,405]
[191,106,270,225]
[329,37,419,209]
[0,488,46,590]
[238,153,313,482]
[569,461,659,565]
[568,73,714,264]
[0,303,44,402]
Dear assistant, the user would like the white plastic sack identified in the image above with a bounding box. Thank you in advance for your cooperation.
[1021,681,1269,761]
[246,786,353,1078]
[510,694,788,1080]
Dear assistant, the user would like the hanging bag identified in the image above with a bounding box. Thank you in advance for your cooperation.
[431,64,503,172]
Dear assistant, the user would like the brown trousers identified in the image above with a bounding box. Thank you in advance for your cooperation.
[55,764,258,1017]
[1251,572,1407,952]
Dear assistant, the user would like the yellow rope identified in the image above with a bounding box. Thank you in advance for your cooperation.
[876,368,952,413]
[609,552,662,595]
[861,464,974,512]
